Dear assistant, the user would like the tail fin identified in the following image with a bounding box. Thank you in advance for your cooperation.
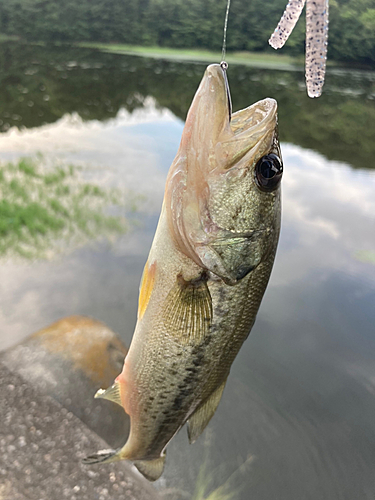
[82,448,167,482]
[82,448,122,465]
[134,452,166,482]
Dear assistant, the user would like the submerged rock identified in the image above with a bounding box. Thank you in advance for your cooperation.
[0,315,129,449]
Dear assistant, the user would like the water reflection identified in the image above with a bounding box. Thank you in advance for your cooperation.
[0,156,134,258]
[0,42,375,169]
[162,145,375,499]
[1,42,375,499]
[0,107,181,215]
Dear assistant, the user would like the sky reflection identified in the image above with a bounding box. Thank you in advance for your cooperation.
[0,103,374,361]
[0,102,183,214]
[1,98,375,499]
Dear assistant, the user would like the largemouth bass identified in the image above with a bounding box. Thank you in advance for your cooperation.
[83,63,283,481]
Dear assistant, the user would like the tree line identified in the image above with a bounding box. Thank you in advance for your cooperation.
[0,0,374,65]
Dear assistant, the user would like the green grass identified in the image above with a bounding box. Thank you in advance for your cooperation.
[0,157,138,259]
[76,42,305,70]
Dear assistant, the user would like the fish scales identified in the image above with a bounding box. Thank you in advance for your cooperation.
[83,64,283,481]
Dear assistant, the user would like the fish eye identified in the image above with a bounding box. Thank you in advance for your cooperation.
[254,153,283,191]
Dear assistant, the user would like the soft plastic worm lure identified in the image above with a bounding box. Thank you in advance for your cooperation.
[269,0,329,98]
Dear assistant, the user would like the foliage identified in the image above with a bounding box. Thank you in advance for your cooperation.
[0,0,374,65]
[0,156,134,259]
[0,44,374,171]
[329,0,375,64]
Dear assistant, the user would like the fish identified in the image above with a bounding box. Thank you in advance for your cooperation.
[83,63,283,481]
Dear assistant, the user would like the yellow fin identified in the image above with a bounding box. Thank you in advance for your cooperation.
[163,273,212,344]
[94,381,122,407]
[138,260,156,320]
[134,451,166,482]
[187,381,226,444]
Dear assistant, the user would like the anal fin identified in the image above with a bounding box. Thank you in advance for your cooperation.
[94,381,122,407]
[187,380,226,444]
[134,451,166,482]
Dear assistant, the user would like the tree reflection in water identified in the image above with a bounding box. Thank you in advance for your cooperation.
[0,42,374,170]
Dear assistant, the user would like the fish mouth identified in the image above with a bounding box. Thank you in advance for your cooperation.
[180,61,278,159]
[230,97,277,135]
[179,64,232,152]
[216,97,278,171]
[196,63,277,139]
[199,63,231,116]
[231,98,277,137]
[181,64,278,171]
[219,67,277,143]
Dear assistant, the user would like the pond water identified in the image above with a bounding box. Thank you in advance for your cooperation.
[1,42,375,499]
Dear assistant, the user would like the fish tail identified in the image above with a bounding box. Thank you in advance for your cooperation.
[134,451,166,482]
[82,447,122,465]
[82,448,167,482]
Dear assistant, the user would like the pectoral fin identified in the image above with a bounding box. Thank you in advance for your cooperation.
[94,381,122,407]
[187,380,226,444]
[134,452,166,482]
[163,273,212,344]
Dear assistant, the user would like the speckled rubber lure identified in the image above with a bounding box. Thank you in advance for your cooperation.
[269,0,329,98]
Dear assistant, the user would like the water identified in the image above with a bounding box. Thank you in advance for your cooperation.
[1,42,375,499]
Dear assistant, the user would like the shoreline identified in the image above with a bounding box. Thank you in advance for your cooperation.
[75,42,304,71]
[1,39,375,72]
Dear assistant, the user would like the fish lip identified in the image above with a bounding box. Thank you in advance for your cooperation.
[215,98,279,170]
[199,63,231,124]
[231,98,278,138]
[203,65,277,133]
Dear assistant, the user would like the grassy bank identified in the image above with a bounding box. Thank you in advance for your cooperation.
[76,43,305,71]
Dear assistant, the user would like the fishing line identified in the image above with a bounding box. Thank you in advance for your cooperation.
[220,0,232,120]
[221,0,231,64]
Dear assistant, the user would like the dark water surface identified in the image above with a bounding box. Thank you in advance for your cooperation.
[1,43,375,499]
